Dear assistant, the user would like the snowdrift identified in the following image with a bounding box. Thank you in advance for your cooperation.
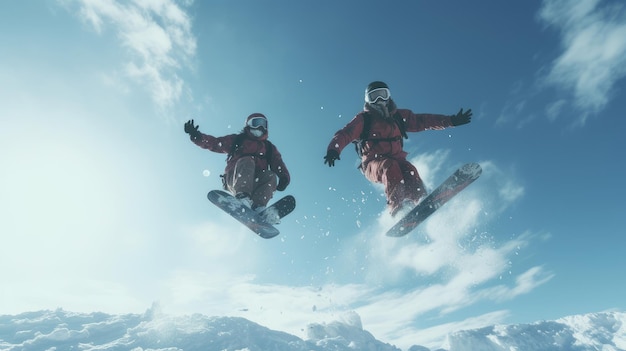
[0,308,624,351]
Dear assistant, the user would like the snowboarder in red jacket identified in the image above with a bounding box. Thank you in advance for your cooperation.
[185,113,290,211]
[324,81,472,217]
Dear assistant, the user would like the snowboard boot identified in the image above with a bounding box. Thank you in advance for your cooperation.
[235,192,253,208]
[258,206,280,225]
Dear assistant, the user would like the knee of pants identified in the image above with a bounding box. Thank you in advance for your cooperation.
[380,159,404,184]
[235,156,255,168]
[256,169,277,187]
[365,158,402,184]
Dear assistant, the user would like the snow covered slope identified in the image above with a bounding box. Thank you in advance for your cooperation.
[0,308,399,351]
[0,309,624,351]
[443,312,626,351]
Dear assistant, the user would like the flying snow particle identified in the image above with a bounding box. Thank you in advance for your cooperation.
[203,170,211,177]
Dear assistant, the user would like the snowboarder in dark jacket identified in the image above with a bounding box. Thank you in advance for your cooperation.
[185,113,290,214]
[324,81,472,217]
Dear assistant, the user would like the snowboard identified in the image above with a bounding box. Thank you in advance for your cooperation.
[386,162,482,237]
[207,190,295,239]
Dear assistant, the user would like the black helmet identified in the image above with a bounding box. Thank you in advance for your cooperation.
[366,81,389,92]
[245,113,267,130]
[365,81,391,104]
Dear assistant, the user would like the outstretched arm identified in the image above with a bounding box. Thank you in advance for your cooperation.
[323,114,365,167]
[184,119,233,153]
[401,107,471,132]
[184,119,202,140]
[450,108,472,126]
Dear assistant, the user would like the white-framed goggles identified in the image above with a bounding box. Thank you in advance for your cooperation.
[365,87,391,103]
[247,116,267,129]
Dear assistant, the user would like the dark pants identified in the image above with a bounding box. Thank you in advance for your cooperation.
[224,156,277,209]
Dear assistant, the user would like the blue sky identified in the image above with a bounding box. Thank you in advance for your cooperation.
[1,0,625,349]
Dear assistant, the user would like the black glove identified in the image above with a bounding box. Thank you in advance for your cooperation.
[184,119,202,140]
[450,108,472,126]
[277,176,289,191]
[324,149,340,167]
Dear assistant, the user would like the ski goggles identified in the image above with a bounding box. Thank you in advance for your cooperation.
[365,88,391,103]
[247,116,267,129]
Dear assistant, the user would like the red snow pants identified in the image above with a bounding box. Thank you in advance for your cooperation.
[363,157,426,215]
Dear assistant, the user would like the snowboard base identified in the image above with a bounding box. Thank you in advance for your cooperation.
[207,190,295,239]
[386,163,482,237]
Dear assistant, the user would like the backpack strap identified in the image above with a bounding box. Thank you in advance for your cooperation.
[360,112,372,141]
[392,111,408,140]
[264,140,274,164]
[353,113,370,157]
[227,133,246,161]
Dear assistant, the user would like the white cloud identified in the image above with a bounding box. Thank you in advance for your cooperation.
[59,0,197,110]
[539,0,626,125]
[478,265,555,303]
[480,160,525,209]
[545,99,567,122]
[410,149,452,190]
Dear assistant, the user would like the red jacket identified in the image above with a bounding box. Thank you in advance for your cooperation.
[193,131,290,185]
[326,100,454,164]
